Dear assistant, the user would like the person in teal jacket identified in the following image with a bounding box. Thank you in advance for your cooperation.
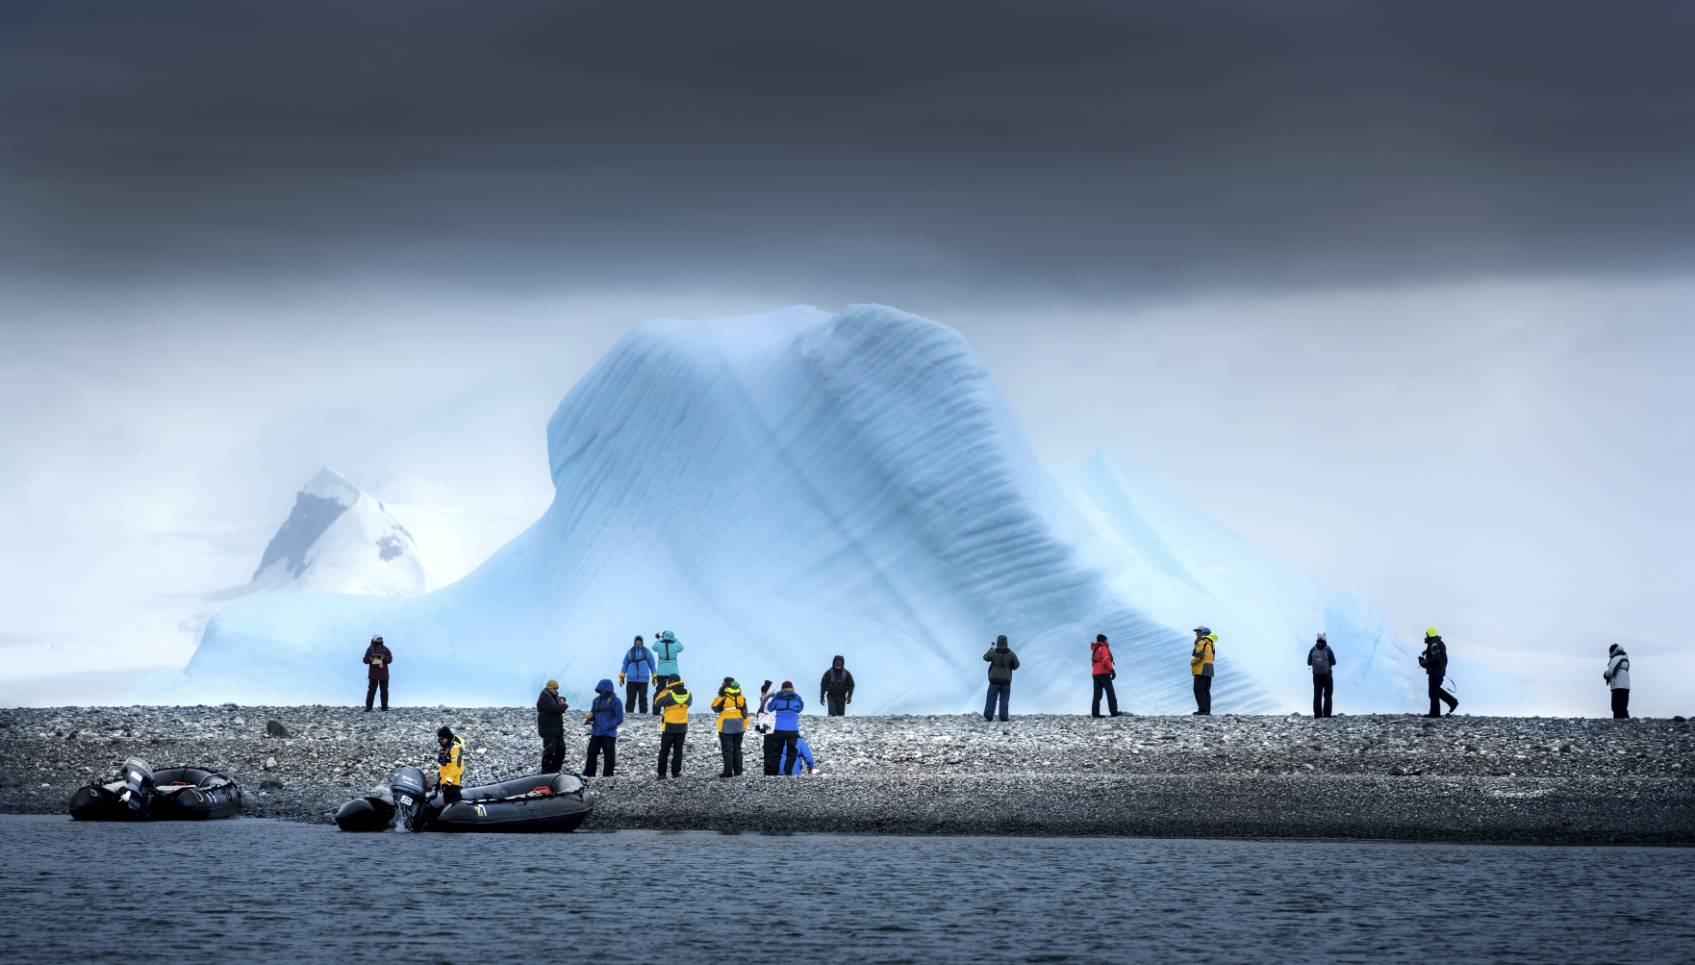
[652,630,684,715]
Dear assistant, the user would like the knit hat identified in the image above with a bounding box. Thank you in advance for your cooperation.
[436,726,453,741]
[781,680,794,690]
[546,678,559,689]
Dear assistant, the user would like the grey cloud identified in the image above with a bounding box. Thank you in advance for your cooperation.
[2,1,1693,299]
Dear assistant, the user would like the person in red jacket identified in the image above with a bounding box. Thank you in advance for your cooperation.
[363,635,393,711]
[1090,633,1121,717]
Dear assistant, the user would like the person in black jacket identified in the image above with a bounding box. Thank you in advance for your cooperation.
[1307,633,1337,718]
[820,655,855,716]
[1418,627,1459,717]
[536,679,569,773]
[363,635,393,711]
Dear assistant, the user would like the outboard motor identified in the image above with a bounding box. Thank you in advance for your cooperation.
[117,758,156,817]
[390,765,429,831]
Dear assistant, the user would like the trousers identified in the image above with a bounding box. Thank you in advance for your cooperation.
[625,680,649,715]
[719,732,744,776]
[658,727,686,777]
[1611,688,1630,719]
[1193,675,1212,714]
[364,678,389,711]
[540,734,565,773]
[1312,673,1334,718]
[1091,674,1119,717]
[584,734,616,776]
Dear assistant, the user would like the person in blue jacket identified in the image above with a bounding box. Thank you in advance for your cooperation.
[620,635,656,715]
[583,678,624,777]
[765,681,804,776]
[652,630,685,713]
[777,735,816,776]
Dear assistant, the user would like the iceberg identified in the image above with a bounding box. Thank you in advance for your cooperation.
[151,305,1438,711]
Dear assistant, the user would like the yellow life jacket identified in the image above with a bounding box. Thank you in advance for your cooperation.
[713,689,747,732]
[1191,636,1216,676]
[436,735,466,787]
[658,685,692,726]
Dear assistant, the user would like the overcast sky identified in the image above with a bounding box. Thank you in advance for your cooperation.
[2,2,1691,712]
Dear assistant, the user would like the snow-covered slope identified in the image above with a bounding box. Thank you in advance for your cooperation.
[234,467,428,598]
[153,306,1439,710]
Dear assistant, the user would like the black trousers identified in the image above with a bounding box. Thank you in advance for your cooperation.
[1193,675,1212,714]
[1091,674,1119,716]
[1312,674,1334,718]
[1427,677,1458,716]
[652,675,677,714]
[441,784,461,804]
[762,733,781,775]
[719,731,744,775]
[625,680,649,715]
[771,730,799,774]
[658,727,686,777]
[540,734,565,773]
[1611,689,1630,719]
[585,734,616,776]
[364,678,389,710]
[825,693,847,716]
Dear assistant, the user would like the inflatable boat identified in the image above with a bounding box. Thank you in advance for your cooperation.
[69,758,243,821]
[338,766,592,833]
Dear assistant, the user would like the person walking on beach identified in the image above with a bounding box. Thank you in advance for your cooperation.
[1419,627,1459,717]
[584,677,623,776]
[1307,633,1336,718]
[983,635,1020,722]
[820,656,855,716]
[363,635,393,711]
[1190,627,1216,715]
[756,680,780,775]
[620,635,656,715]
[1604,644,1631,719]
[654,677,692,780]
[652,631,685,714]
[536,679,569,773]
[766,681,805,774]
[711,677,750,777]
[434,726,465,804]
[1091,633,1120,717]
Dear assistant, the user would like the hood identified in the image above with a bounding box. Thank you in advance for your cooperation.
[831,655,845,669]
[661,630,677,642]
[596,678,615,694]
[1315,640,1329,650]
[723,685,743,696]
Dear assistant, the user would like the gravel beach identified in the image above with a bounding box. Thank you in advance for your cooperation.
[4,706,1689,844]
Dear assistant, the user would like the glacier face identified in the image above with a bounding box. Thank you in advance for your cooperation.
[161,306,1430,711]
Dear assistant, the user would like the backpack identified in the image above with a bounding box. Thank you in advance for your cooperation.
[1311,647,1332,675]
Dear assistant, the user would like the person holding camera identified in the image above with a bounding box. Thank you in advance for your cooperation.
[536,678,569,773]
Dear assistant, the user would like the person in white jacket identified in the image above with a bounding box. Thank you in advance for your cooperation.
[1603,644,1631,719]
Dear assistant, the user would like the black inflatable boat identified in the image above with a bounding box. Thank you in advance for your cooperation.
[337,766,592,833]
[69,758,243,821]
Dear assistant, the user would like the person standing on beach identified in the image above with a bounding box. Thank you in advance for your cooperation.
[584,677,624,776]
[654,676,692,780]
[711,677,750,777]
[1090,633,1120,717]
[434,726,465,804]
[756,680,780,775]
[1190,627,1216,715]
[820,656,855,716]
[983,635,1020,721]
[652,631,685,715]
[766,680,805,772]
[1604,644,1631,719]
[1307,633,1336,718]
[1419,627,1459,717]
[363,635,392,711]
[536,679,569,773]
[620,635,656,715]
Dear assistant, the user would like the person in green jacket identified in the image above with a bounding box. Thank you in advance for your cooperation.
[652,630,685,714]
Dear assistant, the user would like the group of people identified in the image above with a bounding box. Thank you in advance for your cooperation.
[531,631,831,782]
[374,622,1638,796]
[979,627,1637,721]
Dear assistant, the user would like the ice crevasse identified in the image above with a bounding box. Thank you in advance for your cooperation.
[159,304,1440,712]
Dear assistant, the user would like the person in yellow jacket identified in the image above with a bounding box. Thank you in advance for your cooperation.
[435,726,466,803]
[711,677,749,778]
[653,678,692,780]
[1190,627,1217,716]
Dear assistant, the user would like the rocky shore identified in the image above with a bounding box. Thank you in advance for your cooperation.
[2,706,1690,844]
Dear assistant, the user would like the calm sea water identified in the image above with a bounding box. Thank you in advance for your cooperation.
[3,815,1691,963]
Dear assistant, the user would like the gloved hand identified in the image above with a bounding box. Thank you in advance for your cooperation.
[1110,671,1117,681]
[618,672,626,686]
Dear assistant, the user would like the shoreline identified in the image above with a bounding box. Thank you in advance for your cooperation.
[4,706,1690,845]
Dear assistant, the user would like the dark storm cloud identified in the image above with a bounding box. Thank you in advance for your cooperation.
[2,1,1692,298]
